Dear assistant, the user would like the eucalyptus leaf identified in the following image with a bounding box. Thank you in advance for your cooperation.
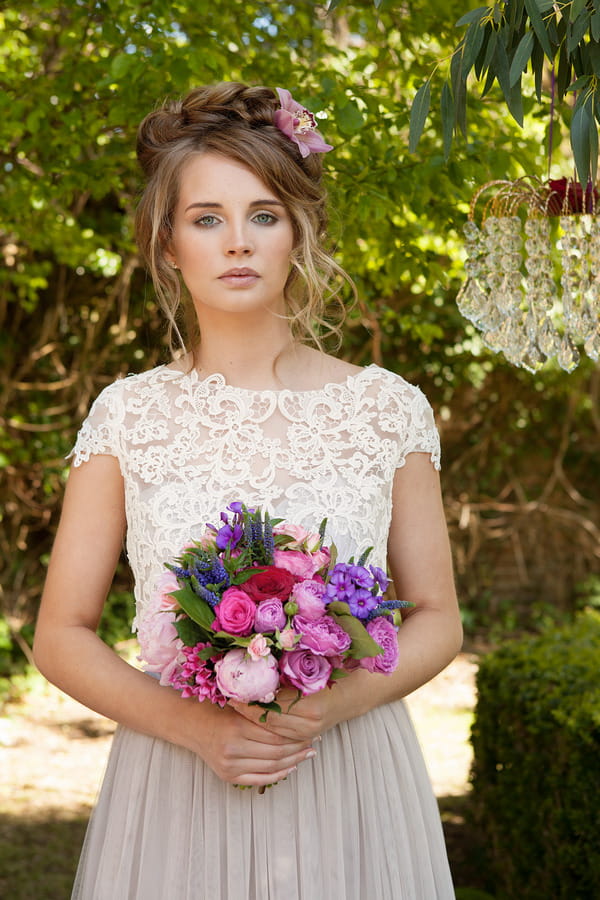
[567,11,591,56]
[509,30,534,86]
[592,9,600,42]
[523,0,554,59]
[408,80,431,153]
[570,0,588,20]
[571,97,593,185]
[455,6,489,29]
[441,80,454,159]
[462,19,486,76]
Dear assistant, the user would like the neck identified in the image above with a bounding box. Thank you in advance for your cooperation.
[189,310,299,390]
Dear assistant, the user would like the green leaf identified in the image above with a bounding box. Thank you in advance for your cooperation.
[337,100,365,136]
[589,42,600,77]
[509,30,534,86]
[408,80,431,153]
[174,616,205,647]
[571,95,593,185]
[523,0,554,59]
[455,6,488,28]
[567,11,591,55]
[494,33,523,125]
[326,0,344,11]
[232,567,266,585]
[357,545,373,567]
[451,50,468,136]
[172,584,216,630]
[589,114,598,183]
[570,0,588,20]
[327,600,384,659]
[531,35,545,100]
[592,9,600,42]
[441,80,454,159]
[557,42,574,101]
[462,19,486,75]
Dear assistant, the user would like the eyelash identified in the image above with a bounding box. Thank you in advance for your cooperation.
[193,212,279,227]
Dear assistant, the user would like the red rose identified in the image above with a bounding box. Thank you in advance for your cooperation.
[242,565,297,602]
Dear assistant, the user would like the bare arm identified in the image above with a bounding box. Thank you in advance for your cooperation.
[231,452,463,738]
[33,454,315,786]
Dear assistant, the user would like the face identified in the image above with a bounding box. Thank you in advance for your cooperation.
[167,153,295,322]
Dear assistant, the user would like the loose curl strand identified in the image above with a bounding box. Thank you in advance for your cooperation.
[134,82,355,356]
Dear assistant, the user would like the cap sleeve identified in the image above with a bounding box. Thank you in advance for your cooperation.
[372,370,441,471]
[397,385,441,470]
[68,381,122,467]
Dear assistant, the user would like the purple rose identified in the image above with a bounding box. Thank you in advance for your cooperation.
[213,587,256,635]
[290,580,327,620]
[254,598,287,633]
[215,647,280,703]
[293,614,352,657]
[359,617,399,675]
[280,648,332,696]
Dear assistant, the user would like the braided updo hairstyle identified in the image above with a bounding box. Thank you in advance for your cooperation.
[134,82,352,354]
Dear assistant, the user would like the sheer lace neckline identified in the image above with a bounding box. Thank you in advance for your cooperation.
[161,362,379,396]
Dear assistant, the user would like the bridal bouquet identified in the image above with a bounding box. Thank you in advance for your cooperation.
[138,502,407,715]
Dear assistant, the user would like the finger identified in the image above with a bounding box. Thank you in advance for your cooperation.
[231,745,317,785]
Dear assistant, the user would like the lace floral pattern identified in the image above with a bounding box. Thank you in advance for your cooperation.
[70,364,440,631]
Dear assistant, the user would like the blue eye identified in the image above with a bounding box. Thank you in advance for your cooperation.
[253,212,277,225]
[194,214,219,227]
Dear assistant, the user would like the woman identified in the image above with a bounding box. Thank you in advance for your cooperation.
[34,82,462,899]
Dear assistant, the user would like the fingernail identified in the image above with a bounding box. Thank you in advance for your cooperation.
[287,766,297,774]
[313,735,322,744]
[305,749,317,759]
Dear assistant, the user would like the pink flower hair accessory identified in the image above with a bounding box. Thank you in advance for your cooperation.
[274,88,333,158]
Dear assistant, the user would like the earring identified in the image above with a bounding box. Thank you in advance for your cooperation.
[170,262,179,270]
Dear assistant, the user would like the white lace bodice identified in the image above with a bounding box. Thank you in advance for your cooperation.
[70,363,440,631]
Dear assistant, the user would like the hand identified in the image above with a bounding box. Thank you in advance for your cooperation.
[184,700,317,787]
[229,686,340,743]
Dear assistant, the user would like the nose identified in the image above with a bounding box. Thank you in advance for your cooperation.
[225,221,253,256]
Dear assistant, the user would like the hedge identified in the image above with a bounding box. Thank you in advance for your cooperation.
[470,611,600,899]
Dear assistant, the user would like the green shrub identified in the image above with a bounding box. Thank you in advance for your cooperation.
[470,610,600,900]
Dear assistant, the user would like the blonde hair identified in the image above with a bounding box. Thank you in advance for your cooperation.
[134,82,354,355]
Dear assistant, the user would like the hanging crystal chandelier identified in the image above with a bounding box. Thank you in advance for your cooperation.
[458,177,600,372]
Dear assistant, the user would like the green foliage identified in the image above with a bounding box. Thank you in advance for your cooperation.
[470,610,600,899]
[0,1,598,686]
[409,1,600,183]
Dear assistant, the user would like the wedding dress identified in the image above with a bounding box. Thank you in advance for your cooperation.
[69,363,454,900]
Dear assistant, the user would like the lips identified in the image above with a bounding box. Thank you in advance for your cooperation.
[218,267,260,286]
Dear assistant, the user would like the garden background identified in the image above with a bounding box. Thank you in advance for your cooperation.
[1,1,599,898]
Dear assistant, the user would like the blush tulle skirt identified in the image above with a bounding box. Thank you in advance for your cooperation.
[71,699,455,899]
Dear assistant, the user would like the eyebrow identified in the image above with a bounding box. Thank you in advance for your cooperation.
[184,199,286,212]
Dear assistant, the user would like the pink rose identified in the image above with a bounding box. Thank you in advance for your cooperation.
[359,617,399,674]
[277,627,299,650]
[213,587,256,635]
[273,523,321,551]
[215,647,280,703]
[254,597,287,633]
[273,548,329,579]
[242,565,297,602]
[247,634,270,661]
[155,571,181,610]
[293,614,352,657]
[137,610,184,687]
[290,580,327,620]
[280,648,332,696]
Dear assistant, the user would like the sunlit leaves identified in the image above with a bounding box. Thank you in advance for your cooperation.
[409,1,600,184]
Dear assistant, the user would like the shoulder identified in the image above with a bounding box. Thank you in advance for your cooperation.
[353,364,435,407]
[90,364,175,405]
